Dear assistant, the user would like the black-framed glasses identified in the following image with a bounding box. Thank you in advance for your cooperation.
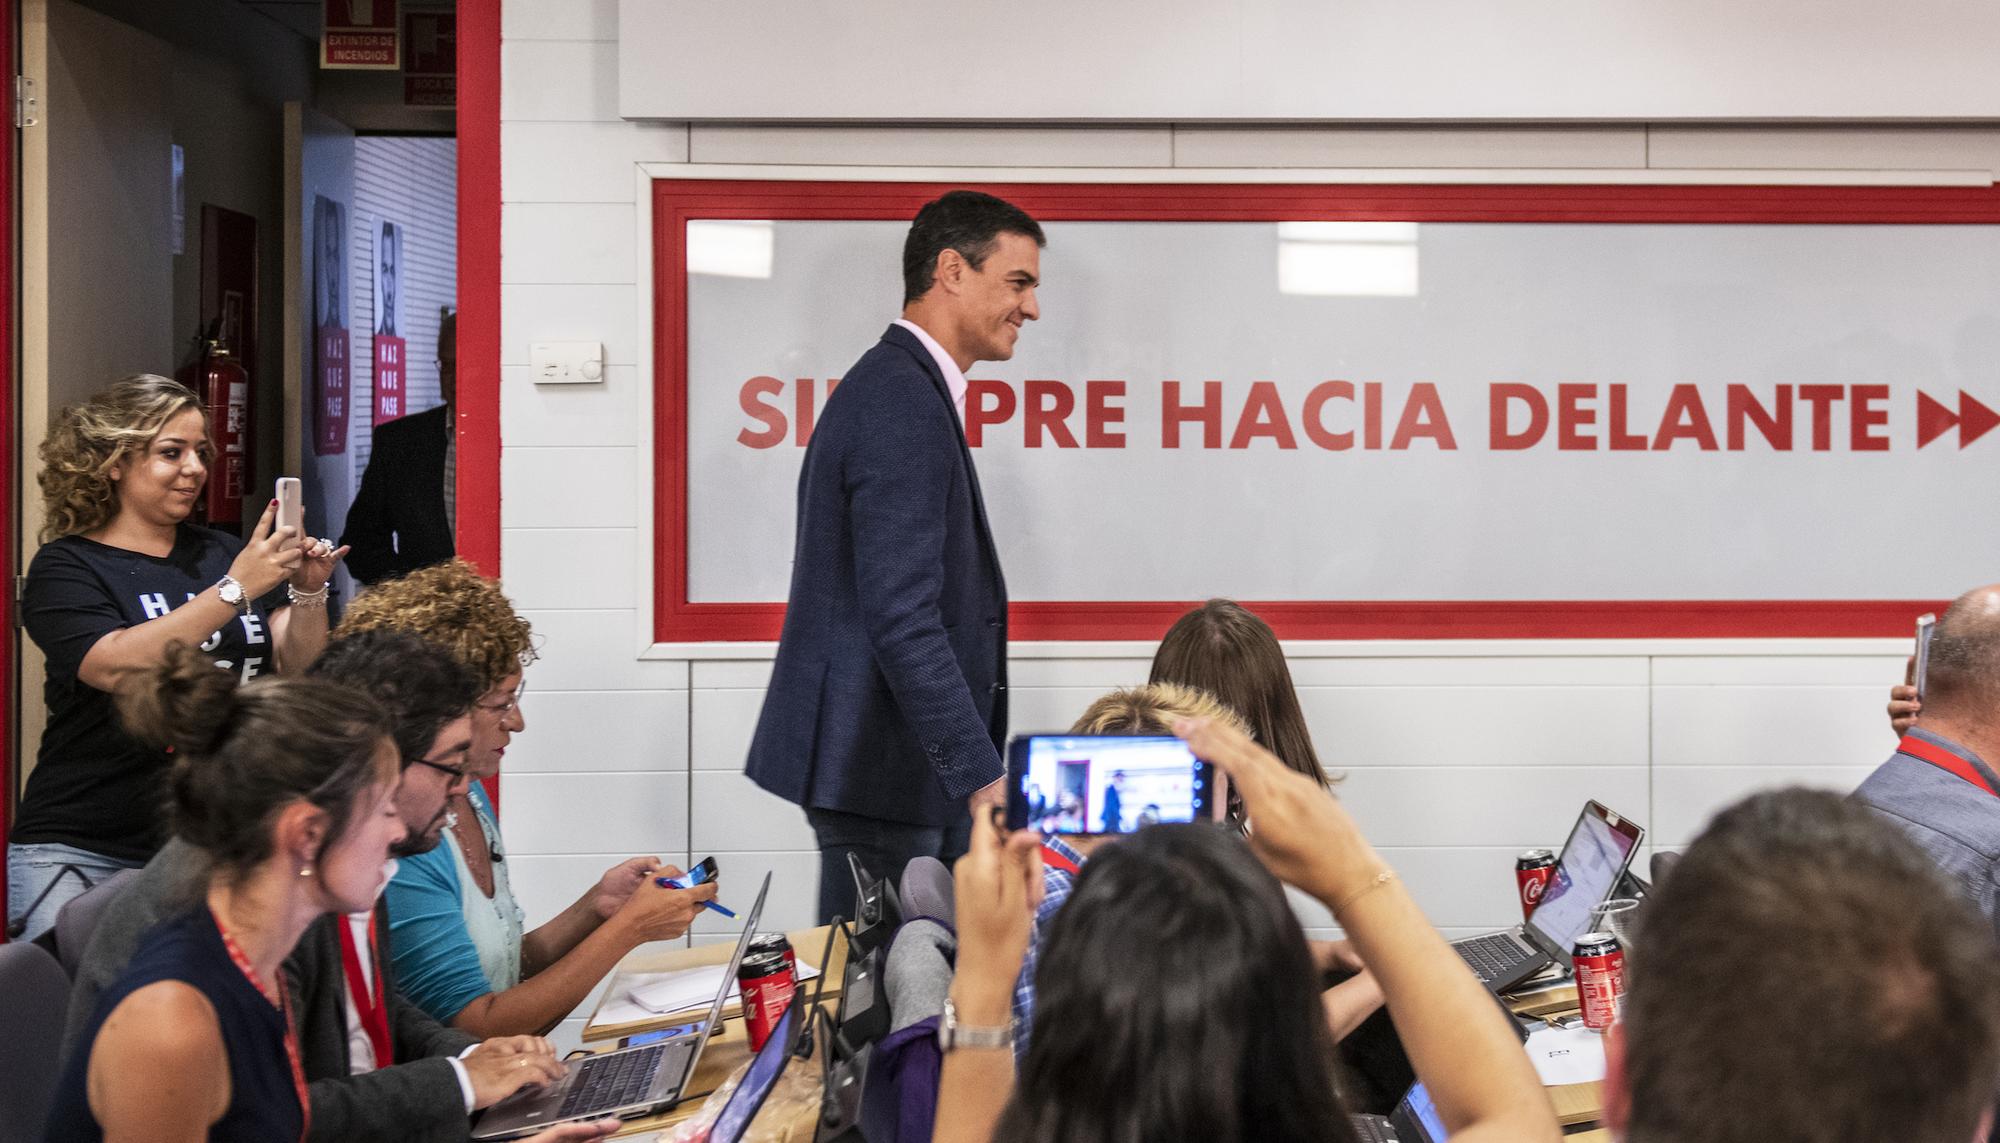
[477,681,526,717]
[408,754,472,785]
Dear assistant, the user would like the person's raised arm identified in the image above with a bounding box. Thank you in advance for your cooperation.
[934,809,1043,1143]
[77,502,300,690]
[520,856,660,977]
[271,533,345,675]
[1179,717,1560,1143]
[447,878,715,1039]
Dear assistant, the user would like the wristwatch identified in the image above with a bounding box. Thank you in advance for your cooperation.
[938,996,1014,1052]
[214,575,251,616]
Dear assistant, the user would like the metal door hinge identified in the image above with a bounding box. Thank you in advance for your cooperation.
[16,76,37,129]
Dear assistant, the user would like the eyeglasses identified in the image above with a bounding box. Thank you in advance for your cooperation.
[477,681,526,717]
[408,754,472,784]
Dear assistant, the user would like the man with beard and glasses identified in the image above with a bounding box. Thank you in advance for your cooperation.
[66,630,571,1143]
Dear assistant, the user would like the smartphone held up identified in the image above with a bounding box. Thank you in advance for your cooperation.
[275,477,303,551]
[1005,734,1225,835]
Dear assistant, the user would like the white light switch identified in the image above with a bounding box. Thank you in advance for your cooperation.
[529,341,605,385]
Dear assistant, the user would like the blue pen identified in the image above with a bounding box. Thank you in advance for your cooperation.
[655,874,737,918]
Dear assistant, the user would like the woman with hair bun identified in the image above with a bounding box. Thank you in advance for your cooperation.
[44,643,405,1142]
[7,375,346,941]
[45,647,621,1143]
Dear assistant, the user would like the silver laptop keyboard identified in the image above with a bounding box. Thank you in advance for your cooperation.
[1454,932,1530,981]
[1348,1114,1402,1143]
[558,1044,668,1118]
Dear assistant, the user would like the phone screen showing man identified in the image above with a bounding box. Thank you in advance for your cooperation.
[1012,735,1210,835]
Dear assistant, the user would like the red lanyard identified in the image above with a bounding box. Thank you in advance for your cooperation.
[1041,843,1081,877]
[212,908,312,1143]
[337,912,393,1071]
[1899,734,2000,797]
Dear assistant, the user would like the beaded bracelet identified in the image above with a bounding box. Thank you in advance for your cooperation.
[287,583,330,609]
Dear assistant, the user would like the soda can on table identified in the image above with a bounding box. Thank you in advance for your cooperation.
[1515,849,1556,921]
[748,931,797,977]
[737,949,796,1053]
[1572,931,1626,1031]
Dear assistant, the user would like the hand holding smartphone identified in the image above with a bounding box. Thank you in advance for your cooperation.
[655,856,735,918]
[1005,734,1224,835]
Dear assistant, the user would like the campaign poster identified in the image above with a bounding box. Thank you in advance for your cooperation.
[312,195,349,456]
[373,217,408,426]
[322,0,400,69]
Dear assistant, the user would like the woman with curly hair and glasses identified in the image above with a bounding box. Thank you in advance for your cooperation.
[8,376,346,942]
[347,561,715,1037]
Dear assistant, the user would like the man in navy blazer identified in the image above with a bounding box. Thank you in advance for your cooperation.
[745,191,1045,922]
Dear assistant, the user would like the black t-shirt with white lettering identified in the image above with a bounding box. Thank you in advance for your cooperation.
[13,526,285,861]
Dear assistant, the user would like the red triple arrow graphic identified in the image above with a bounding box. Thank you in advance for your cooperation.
[1917,389,2000,448]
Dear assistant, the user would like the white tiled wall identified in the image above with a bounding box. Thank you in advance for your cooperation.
[497,0,1957,1048]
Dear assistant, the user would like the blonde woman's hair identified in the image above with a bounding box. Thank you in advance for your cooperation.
[336,559,536,691]
[39,375,204,542]
[1068,682,1250,738]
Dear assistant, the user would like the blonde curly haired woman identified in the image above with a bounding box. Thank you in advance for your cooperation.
[347,561,714,1037]
[8,375,345,941]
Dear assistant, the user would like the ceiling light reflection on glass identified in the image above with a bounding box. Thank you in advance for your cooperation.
[688,219,776,279]
[1276,221,1420,297]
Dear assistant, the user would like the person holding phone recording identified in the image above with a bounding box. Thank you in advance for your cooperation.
[352,561,717,1036]
[9,376,347,941]
[936,714,1558,1143]
[1857,583,2000,936]
[1008,684,1384,1064]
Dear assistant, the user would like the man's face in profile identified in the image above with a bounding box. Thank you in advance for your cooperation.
[392,714,474,857]
[950,232,1041,366]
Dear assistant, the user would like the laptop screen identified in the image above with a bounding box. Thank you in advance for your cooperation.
[707,993,798,1143]
[1526,801,1643,955]
[1401,1081,1447,1142]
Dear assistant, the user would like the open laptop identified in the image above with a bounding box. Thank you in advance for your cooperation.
[708,988,805,1143]
[1350,1080,1449,1143]
[472,873,773,1140]
[1450,800,1644,994]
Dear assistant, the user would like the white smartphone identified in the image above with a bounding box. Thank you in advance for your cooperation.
[1915,612,1938,702]
[275,477,303,551]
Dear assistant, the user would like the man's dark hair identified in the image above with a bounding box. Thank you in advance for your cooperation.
[1623,788,2000,1143]
[901,190,1045,304]
[308,629,481,766]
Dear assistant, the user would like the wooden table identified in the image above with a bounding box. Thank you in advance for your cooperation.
[573,926,846,1139]
[582,929,1605,1139]
[1505,980,1606,1132]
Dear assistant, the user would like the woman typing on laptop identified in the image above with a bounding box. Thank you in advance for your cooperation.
[935,716,1559,1143]
[44,645,618,1143]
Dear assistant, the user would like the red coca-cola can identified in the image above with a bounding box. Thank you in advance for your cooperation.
[1572,931,1626,1031]
[737,949,796,1053]
[749,932,796,977]
[1516,849,1556,921]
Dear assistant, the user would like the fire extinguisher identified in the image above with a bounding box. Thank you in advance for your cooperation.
[181,338,251,527]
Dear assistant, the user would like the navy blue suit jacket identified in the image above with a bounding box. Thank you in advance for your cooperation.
[745,324,1009,827]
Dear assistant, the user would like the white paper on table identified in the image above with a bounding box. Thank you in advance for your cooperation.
[1524,1024,1608,1085]
[626,959,824,1016]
